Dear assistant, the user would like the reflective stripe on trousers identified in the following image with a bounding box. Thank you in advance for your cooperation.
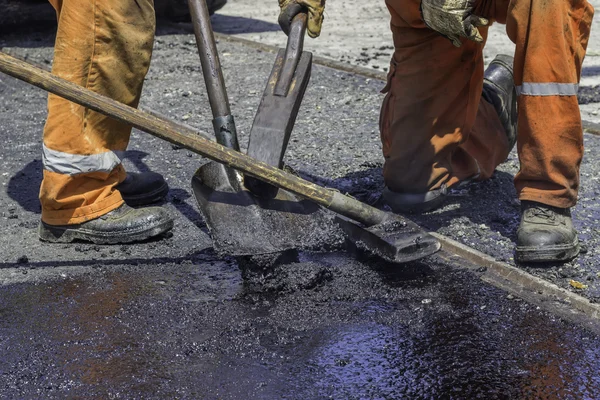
[42,145,125,176]
[516,83,580,97]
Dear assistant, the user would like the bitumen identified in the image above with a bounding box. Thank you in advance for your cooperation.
[1,16,600,400]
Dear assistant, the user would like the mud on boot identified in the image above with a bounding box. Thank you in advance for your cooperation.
[516,201,580,263]
[39,204,174,244]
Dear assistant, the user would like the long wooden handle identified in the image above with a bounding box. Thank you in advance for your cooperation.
[0,51,386,226]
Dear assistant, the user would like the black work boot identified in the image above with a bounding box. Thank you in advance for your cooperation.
[515,201,580,263]
[39,204,174,244]
[117,172,169,207]
[383,184,449,214]
[482,54,518,152]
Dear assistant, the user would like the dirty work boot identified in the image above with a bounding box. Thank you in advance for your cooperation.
[39,204,174,244]
[383,184,449,214]
[117,172,169,207]
[482,54,518,152]
[383,175,480,214]
[516,201,580,263]
[383,55,518,214]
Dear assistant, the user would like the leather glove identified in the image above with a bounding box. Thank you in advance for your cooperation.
[279,0,326,38]
[420,0,489,47]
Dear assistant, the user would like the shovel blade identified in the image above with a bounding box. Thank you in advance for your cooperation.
[244,50,313,198]
[335,215,441,264]
[192,161,330,256]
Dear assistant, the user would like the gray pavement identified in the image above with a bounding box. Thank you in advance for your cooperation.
[1,7,600,399]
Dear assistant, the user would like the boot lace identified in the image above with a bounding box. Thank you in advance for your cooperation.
[528,205,557,222]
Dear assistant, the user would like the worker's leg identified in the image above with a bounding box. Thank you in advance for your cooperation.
[507,0,594,209]
[381,0,511,202]
[42,0,156,225]
[507,0,594,262]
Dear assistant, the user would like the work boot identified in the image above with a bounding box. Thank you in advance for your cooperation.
[515,201,580,263]
[383,175,479,214]
[482,54,518,152]
[39,204,174,244]
[383,184,449,214]
[117,172,169,207]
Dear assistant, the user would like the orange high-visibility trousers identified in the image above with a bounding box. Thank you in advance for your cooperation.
[382,0,594,209]
[41,0,155,225]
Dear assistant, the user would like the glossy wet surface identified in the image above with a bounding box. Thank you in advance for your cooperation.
[1,252,599,399]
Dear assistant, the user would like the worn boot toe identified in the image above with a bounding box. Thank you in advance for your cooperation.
[516,201,580,263]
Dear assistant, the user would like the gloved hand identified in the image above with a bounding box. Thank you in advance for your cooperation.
[420,0,488,47]
[279,0,326,38]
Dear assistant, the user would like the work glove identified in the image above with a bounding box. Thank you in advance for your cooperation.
[420,0,488,47]
[278,0,326,38]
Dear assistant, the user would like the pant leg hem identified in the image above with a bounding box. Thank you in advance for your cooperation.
[41,191,125,225]
[519,190,577,209]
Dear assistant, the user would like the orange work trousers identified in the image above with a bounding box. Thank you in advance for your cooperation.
[382,0,594,209]
[41,0,155,225]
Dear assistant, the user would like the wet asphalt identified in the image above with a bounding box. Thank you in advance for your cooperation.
[2,251,600,399]
[1,24,600,399]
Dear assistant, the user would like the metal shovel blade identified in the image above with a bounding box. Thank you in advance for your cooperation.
[335,215,441,264]
[244,49,312,199]
[192,161,330,256]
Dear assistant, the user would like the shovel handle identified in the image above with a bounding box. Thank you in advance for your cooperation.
[274,13,307,97]
[188,0,240,152]
[0,51,387,227]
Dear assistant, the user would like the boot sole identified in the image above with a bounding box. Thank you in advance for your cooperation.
[515,239,580,264]
[39,219,174,245]
[121,183,169,207]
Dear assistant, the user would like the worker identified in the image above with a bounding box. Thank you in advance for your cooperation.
[40,0,230,245]
[37,0,174,245]
[278,0,594,263]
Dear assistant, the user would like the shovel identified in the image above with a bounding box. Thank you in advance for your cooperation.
[0,53,441,264]
[187,0,330,256]
[243,12,312,199]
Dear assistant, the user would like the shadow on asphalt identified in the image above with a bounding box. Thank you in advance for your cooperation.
[7,150,158,214]
[210,14,281,34]
[6,150,208,231]
[0,14,280,49]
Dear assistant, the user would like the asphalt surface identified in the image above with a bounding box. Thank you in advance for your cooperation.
[1,21,600,399]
